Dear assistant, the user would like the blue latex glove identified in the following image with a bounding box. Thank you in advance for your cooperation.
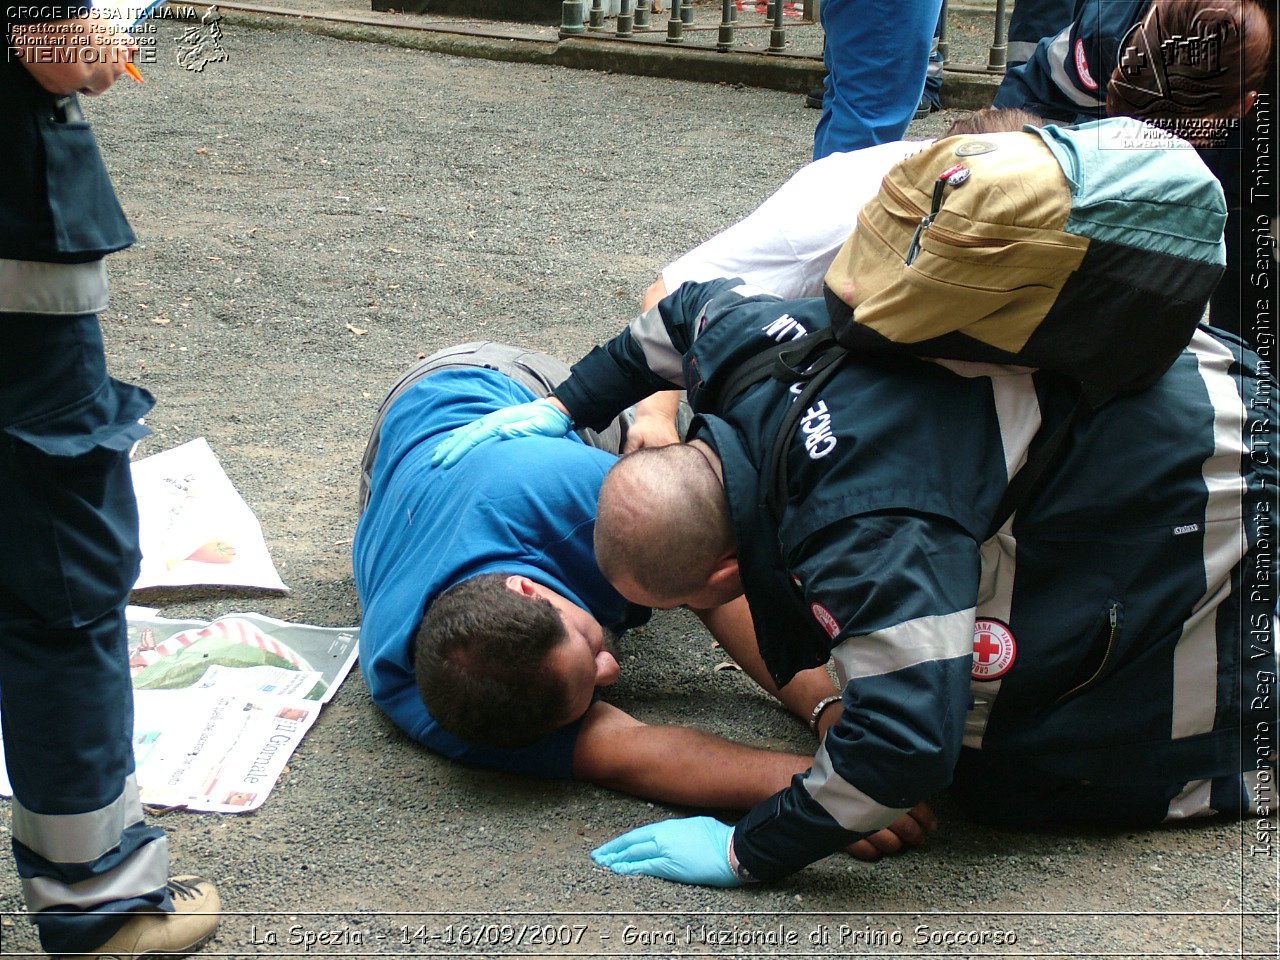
[590,816,742,887]
[430,398,572,469]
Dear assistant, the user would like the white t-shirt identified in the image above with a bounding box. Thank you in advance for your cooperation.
[662,139,932,300]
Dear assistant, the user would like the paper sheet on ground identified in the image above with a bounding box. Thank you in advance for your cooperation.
[131,437,286,593]
[0,609,358,813]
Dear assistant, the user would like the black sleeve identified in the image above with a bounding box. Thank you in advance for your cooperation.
[552,278,747,432]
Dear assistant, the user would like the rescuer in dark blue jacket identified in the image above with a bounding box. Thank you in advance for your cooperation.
[432,274,1275,885]
[990,0,1274,346]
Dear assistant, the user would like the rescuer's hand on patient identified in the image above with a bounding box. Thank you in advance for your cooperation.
[623,391,682,453]
[591,816,742,887]
[622,410,681,453]
[845,802,937,862]
[431,398,572,468]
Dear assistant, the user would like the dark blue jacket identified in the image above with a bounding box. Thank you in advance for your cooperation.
[2,5,134,264]
[994,0,1148,121]
[556,277,1274,881]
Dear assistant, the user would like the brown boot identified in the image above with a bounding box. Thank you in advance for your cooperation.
[63,877,220,959]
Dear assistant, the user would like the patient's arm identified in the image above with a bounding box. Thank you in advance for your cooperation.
[571,699,936,861]
[571,700,809,809]
[695,597,842,731]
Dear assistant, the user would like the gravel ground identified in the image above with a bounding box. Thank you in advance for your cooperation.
[0,15,1273,960]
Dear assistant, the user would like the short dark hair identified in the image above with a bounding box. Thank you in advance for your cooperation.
[414,573,570,749]
[941,107,1046,137]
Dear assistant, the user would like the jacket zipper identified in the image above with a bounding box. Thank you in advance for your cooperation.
[1056,602,1120,704]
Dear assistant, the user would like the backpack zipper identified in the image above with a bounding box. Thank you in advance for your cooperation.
[879,177,1017,250]
[913,222,1011,249]
[901,164,971,266]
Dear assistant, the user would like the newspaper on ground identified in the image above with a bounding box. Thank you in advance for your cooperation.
[131,437,287,593]
[0,608,358,813]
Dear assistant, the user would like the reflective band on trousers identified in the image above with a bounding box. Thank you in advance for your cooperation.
[12,776,145,866]
[0,258,108,315]
[23,835,170,913]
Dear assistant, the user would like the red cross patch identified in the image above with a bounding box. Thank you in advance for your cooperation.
[811,602,840,639]
[971,618,1017,681]
[1074,38,1098,90]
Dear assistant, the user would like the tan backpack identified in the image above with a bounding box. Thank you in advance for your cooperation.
[715,118,1227,534]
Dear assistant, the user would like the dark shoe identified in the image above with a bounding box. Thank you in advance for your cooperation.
[805,86,824,110]
[65,877,221,959]
[914,96,939,120]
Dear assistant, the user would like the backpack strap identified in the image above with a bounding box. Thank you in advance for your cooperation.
[711,325,842,412]
[706,325,849,519]
[716,326,1088,544]
[763,351,846,519]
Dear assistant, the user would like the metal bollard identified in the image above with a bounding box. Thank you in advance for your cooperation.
[589,0,604,29]
[680,0,693,25]
[937,0,949,61]
[561,0,586,36]
[768,0,785,52]
[667,0,684,42]
[717,0,735,50]
[617,0,634,35]
[988,0,1008,70]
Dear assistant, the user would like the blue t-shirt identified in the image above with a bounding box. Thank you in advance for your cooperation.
[353,368,648,779]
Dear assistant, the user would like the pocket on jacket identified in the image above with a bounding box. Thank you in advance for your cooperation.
[1055,599,1124,705]
[36,106,135,256]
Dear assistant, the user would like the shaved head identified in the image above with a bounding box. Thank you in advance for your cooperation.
[595,443,735,606]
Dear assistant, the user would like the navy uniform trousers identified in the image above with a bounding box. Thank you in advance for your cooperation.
[0,314,170,953]
[1,13,177,947]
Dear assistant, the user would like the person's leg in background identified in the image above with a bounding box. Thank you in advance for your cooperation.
[813,0,944,160]
[919,4,946,118]
[0,314,218,957]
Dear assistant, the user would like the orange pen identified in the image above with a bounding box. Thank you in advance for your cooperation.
[124,60,144,83]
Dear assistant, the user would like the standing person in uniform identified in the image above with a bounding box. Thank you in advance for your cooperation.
[1,8,220,956]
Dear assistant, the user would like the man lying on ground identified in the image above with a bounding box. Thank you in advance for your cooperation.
[431,121,1276,886]
[352,341,931,859]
